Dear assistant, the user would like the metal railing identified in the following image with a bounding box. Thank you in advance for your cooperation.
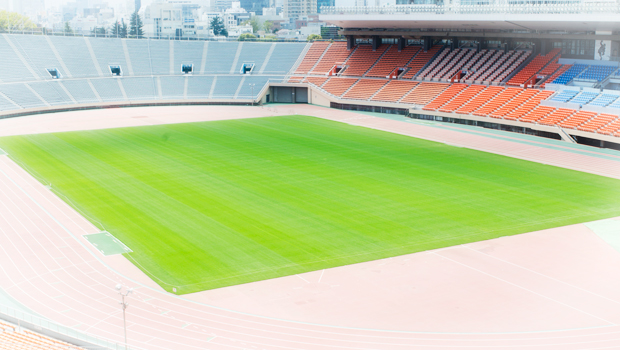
[0,28,304,42]
[0,305,144,350]
[320,2,620,15]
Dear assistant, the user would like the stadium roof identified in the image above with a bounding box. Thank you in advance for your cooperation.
[320,3,620,34]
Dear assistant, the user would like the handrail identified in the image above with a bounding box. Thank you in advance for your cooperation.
[320,2,620,15]
[0,304,145,350]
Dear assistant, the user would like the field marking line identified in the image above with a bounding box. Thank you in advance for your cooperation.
[295,275,310,284]
[3,169,620,348]
[433,251,617,326]
[465,246,620,306]
[4,120,620,344]
[318,269,325,283]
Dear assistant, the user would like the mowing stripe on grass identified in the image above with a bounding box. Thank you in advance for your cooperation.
[0,115,619,294]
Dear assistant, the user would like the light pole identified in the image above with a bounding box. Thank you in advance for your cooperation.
[249,83,255,106]
[115,284,133,350]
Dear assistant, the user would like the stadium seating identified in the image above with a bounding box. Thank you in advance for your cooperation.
[518,105,556,123]
[574,65,618,82]
[580,114,619,133]
[321,77,359,97]
[401,45,442,79]
[371,80,418,102]
[550,89,580,102]
[342,79,388,100]
[552,64,588,85]
[27,81,74,105]
[0,35,40,81]
[366,46,421,78]
[264,43,307,74]
[0,320,84,349]
[588,93,619,107]
[295,41,329,74]
[569,91,598,105]
[306,77,328,87]
[310,42,351,74]
[187,76,214,99]
[399,82,448,105]
[537,108,576,126]
[160,76,186,99]
[437,85,486,113]
[541,64,570,87]
[490,89,540,119]
[507,48,560,86]
[455,86,504,114]
[422,83,468,110]
[503,90,554,121]
[598,117,620,135]
[472,88,523,117]
[48,36,100,77]
[90,78,125,101]
[342,44,390,77]
[558,110,597,129]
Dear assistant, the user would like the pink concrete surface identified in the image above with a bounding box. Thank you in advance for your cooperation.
[0,106,619,349]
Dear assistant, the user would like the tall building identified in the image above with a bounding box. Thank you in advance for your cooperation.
[317,0,334,12]
[283,0,316,19]
[239,0,270,14]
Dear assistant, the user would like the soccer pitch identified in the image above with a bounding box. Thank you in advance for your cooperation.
[1,115,619,294]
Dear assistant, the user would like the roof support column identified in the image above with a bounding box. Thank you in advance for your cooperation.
[372,35,382,51]
[398,37,406,51]
[347,35,354,50]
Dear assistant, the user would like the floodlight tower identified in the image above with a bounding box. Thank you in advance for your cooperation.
[249,83,256,106]
[115,284,133,350]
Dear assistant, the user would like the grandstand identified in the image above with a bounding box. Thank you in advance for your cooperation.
[1,3,620,349]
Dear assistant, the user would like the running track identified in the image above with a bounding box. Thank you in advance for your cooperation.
[0,105,619,349]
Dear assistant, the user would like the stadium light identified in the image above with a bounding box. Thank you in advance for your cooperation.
[249,83,256,106]
[115,284,133,350]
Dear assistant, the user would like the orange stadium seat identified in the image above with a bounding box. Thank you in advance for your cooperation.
[402,46,442,79]
[342,79,389,100]
[578,113,618,133]
[507,48,561,86]
[503,90,554,121]
[519,105,556,123]
[455,86,504,114]
[472,88,523,117]
[558,110,597,129]
[306,77,328,87]
[295,42,330,74]
[596,116,620,135]
[537,108,576,126]
[422,83,468,111]
[366,46,421,78]
[342,45,390,77]
[371,80,418,102]
[489,89,540,119]
[399,82,449,105]
[310,42,352,75]
[321,77,359,97]
[438,85,486,113]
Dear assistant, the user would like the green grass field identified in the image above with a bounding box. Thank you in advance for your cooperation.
[1,115,619,294]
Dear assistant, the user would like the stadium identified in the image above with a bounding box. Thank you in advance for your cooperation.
[0,1,620,349]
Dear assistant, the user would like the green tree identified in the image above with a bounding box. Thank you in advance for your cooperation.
[92,27,106,36]
[129,12,144,38]
[121,19,128,38]
[307,34,322,41]
[263,20,274,33]
[0,10,37,31]
[238,33,256,41]
[241,18,259,33]
[64,22,73,34]
[210,17,227,37]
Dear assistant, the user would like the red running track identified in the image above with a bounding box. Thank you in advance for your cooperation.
[0,105,619,349]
